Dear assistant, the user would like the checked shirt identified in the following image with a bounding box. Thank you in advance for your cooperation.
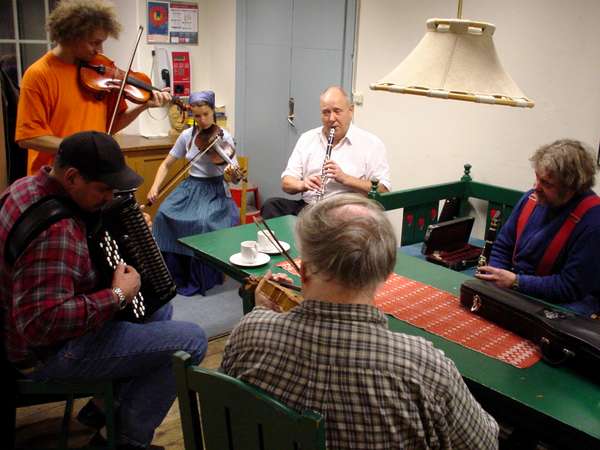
[221,300,499,450]
[0,167,117,363]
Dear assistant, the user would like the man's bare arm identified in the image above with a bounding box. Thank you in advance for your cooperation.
[282,175,307,194]
[17,135,63,155]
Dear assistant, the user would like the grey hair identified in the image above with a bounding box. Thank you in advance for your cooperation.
[320,85,352,106]
[530,139,597,194]
[295,193,397,291]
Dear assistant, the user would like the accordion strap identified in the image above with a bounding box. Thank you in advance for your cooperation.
[3,195,76,266]
[513,193,600,275]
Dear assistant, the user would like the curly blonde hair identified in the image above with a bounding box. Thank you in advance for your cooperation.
[47,0,121,43]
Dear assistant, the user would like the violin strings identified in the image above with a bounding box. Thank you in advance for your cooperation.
[273,280,302,292]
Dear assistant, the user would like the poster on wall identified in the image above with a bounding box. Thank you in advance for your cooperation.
[147,1,170,43]
[169,2,199,44]
[147,1,198,44]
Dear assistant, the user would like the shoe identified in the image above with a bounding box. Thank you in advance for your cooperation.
[88,432,165,450]
[76,399,106,430]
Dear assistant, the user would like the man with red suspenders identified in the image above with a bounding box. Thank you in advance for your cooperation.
[477,139,600,316]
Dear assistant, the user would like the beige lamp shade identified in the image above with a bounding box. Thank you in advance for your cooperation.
[370,18,534,108]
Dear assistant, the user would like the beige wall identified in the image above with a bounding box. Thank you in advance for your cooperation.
[353,0,600,193]
[103,0,600,232]
[104,0,236,136]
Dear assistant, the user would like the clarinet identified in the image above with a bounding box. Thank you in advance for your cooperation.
[476,210,501,272]
[315,127,336,202]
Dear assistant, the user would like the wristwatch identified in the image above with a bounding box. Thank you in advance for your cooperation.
[511,274,520,290]
[112,287,127,310]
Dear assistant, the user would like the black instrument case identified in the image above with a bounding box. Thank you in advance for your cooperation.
[460,279,600,370]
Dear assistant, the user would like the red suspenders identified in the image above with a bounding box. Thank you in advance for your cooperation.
[513,194,600,275]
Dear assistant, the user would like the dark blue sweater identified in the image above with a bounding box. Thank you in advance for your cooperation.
[490,189,600,315]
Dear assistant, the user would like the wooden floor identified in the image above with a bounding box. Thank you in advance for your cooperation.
[15,335,229,449]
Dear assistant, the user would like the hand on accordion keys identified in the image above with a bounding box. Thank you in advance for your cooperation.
[112,263,141,303]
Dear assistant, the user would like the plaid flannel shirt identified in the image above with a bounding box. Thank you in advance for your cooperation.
[221,300,499,450]
[0,167,117,363]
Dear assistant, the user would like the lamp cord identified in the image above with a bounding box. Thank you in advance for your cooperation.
[457,0,463,19]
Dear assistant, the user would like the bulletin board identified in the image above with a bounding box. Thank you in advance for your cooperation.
[147,1,198,44]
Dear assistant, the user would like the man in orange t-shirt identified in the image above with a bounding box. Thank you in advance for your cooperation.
[16,0,171,175]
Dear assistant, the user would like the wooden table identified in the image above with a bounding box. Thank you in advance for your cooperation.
[180,215,600,448]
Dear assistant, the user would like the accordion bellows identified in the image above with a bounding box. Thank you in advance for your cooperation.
[94,193,177,321]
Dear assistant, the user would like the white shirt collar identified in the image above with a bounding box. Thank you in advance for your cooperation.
[317,123,355,146]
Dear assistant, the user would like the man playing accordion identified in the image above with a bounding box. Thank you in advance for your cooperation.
[0,131,207,450]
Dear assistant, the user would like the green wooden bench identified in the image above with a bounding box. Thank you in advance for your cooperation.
[173,351,326,450]
[369,164,525,245]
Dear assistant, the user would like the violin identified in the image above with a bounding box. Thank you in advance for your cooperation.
[194,123,241,169]
[242,276,303,312]
[78,53,185,108]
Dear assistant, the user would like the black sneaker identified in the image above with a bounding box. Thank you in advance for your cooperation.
[76,399,106,430]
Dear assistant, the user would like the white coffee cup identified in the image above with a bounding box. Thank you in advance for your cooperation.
[240,240,258,263]
[257,230,275,250]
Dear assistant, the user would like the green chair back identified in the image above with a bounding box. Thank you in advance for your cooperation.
[368,164,524,246]
[173,351,326,450]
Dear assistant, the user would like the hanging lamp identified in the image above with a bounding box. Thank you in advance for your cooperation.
[370,0,534,108]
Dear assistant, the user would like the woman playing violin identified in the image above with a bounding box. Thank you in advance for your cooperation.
[15,0,171,175]
[148,90,243,296]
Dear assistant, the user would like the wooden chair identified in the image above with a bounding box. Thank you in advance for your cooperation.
[173,351,326,450]
[230,156,261,224]
[3,342,117,450]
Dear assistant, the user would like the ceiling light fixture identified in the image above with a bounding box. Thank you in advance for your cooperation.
[370,0,534,108]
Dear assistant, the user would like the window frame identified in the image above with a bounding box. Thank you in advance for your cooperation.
[0,0,53,82]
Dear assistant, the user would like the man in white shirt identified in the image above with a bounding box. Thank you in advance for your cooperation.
[261,86,391,218]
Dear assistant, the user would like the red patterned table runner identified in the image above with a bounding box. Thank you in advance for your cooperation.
[276,260,541,368]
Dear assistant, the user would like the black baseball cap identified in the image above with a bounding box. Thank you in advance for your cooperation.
[57,131,143,191]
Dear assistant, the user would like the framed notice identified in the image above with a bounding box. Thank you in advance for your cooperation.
[147,1,170,43]
[147,1,198,44]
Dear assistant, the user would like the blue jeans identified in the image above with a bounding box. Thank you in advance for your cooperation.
[32,302,207,448]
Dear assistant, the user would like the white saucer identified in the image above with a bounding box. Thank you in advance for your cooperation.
[257,240,291,255]
[229,252,270,267]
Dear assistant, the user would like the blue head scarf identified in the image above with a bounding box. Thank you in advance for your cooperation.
[189,90,215,109]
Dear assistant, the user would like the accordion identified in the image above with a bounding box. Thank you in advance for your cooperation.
[460,279,600,372]
[3,193,176,323]
[90,192,177,321]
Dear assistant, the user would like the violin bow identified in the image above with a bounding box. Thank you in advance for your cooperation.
[145,133,223,207]
[108,26,144,134]
[254,216,301,275]
[239,157,248,224]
